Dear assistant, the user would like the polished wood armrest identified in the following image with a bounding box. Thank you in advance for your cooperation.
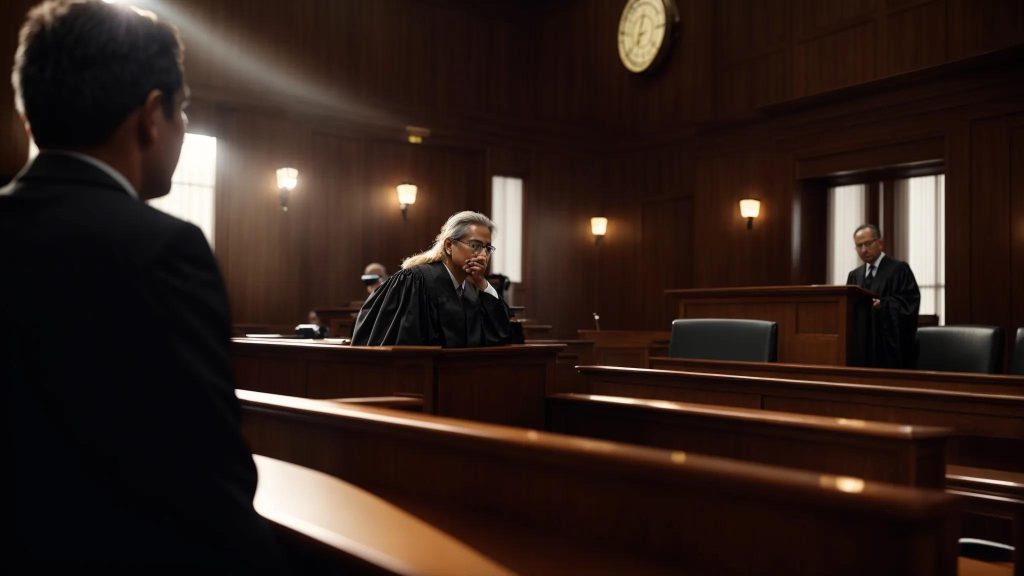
[947,466,1024,499]
[957,556,1013,576]
[252,455,512,576]
[329,396,425,411]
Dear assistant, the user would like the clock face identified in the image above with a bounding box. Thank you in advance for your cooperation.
[617,0,675,74]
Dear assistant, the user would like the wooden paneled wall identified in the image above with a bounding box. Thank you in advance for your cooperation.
[183,100,491,325]
[1,0,1021,343]
[0,0,35,179]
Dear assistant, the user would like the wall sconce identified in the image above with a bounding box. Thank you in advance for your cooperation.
[276,167,298,212]
[406,125,430,144]
[739,198,760,230]
[590,216,608,244]
[396,183,417,220]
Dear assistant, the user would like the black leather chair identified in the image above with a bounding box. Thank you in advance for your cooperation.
[485,273,511,301]
[959,538,1015,564]
[1012,327,1024,375]
[915,325,1004,374]
[669,319,778,362]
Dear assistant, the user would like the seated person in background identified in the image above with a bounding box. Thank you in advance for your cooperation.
[361,262,388,295]
[352,211,523,347]
[300,309,329,338]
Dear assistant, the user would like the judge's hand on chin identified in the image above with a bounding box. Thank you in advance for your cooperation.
[463,255,490,291]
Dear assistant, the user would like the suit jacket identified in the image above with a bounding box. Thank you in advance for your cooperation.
[352,260,523,347]
[1,153,285,572]
[846,255,920,368]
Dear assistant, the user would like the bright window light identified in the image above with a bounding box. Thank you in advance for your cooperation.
[149,133,217,248]
[490,176,523,284]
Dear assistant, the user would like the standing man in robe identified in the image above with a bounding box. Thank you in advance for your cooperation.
[846,224,920,368]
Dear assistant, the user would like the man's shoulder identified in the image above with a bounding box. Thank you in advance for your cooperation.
[3,177,202,259]
[81,188,198,244]
[881,256,911,271]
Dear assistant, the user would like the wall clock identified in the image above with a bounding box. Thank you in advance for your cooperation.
[617,0,679,74]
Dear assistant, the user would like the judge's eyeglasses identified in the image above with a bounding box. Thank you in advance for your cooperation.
[454,239,496,255]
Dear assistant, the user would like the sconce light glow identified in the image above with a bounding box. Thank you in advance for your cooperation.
[276,167,298,191]
[739,198,760,230]
[591,216,608,244]
[276,167,298,212]
[406,125,430,144]
[397,183,417,220]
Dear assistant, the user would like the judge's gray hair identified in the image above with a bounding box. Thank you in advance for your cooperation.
[401,211,496,269]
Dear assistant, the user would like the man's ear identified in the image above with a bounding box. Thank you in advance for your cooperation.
[136,89,165,147]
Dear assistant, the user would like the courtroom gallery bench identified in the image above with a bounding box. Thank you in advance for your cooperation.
[546,392,952,488]
[648,356,1024,395]
[238,389,959,576]
[576,329,670,368]
[574,365,1024,573]
[575,365,1024,473]
[253,454,511,575]
[525,338,596,393]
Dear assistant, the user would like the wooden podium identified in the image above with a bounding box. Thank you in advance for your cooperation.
[664,285,876,366]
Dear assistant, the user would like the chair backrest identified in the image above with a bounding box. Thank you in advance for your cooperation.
[1012,327,1024,375]
[915,325,1004,374]
[485,273,511,300]
[669,318,778,362]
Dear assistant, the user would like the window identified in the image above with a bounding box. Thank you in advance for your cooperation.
[149,133,217,248]
[826,174,945,323]
[826,184,867,285]
[490,176,523,283]
[894,175,945,322]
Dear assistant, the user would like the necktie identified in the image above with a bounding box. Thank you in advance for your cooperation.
[865,264,876,286]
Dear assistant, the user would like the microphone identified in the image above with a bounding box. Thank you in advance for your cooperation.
[593,312,601,331]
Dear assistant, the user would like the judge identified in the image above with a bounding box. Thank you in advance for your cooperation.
[846,224,920,368]
[352,211,523,347]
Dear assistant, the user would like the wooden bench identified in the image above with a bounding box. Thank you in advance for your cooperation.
[329,395,425,412]
[231,339,561,427]
[253,454,511,575]
[648,357,1024,395]
[577,329,669,368]
[525,338,595,393]
[239,389,959,576]
[576,366,1024,471]
[575,366,1024,572]
[546,392,952,488]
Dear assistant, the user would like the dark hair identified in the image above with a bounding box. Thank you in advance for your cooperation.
[853,224,882,239]
[12,0,184,148]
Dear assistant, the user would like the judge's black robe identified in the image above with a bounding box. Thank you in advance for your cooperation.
[846,255,920,368]
[352,260,523,347]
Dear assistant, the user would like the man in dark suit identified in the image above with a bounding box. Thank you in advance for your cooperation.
[2,1,285,571]
[846,224,921,368]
